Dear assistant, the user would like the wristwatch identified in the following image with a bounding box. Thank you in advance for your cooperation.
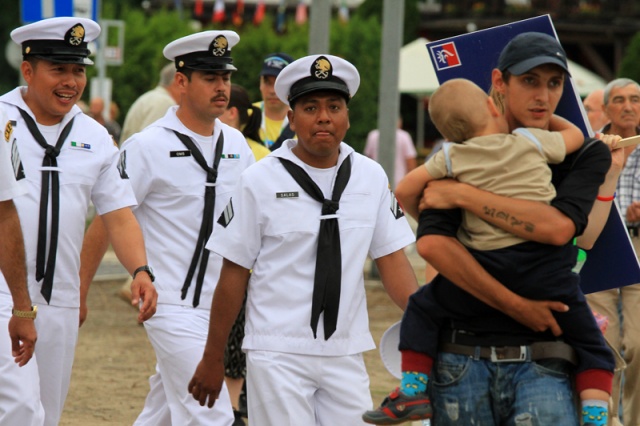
[12,305,38,319]
[133,265,155,282]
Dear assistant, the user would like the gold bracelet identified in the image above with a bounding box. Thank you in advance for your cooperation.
[12,305,37,319]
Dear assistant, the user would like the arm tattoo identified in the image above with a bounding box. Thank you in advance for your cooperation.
[482,205,535,234]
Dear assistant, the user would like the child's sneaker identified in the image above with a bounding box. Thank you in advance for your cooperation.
[362,387,432,425]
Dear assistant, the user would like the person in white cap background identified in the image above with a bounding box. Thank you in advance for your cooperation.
[83,30,255,426]
[0,16,158,426]
[253,52,295,151]
[188,54,419,426]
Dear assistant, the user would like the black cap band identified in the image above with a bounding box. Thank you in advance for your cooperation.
[22,39,91,64]
[289,76,350,105]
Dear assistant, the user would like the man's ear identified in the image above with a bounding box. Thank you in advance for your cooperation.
[491,68,506,95]
[287,109,295,132]
[21,61,34,85]
[175,72,188,89]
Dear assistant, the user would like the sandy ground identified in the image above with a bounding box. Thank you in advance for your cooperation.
[58,252,425,425]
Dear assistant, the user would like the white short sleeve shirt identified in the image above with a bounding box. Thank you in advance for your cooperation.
[207,140,415,356]
[121,107,256,309]
[0,87,138,308]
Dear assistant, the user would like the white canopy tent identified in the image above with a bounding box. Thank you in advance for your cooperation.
[399,37,607,147]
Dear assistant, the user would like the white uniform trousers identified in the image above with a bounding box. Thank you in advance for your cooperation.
[35,304,79,426]
[0,294,45,426]
[246,350,373,426]
[133,365,172,426]
[0,297,78,426]
[134,304,234,426]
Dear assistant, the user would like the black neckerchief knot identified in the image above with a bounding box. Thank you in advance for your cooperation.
[44,145,61,159]
[322,199,339,215]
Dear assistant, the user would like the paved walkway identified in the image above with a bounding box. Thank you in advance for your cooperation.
[94,249,129,282]
[94,240,430,426]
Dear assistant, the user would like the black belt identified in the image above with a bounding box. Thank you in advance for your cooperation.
[441,342,578,365]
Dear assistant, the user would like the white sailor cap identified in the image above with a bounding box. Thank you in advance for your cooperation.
[274,54,360,106]
[163,30,239,72]
[11,17,100,65]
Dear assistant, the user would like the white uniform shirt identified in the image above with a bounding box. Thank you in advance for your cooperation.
[207,139,414,356]
[121,106,255,309]
[0,87,137,308]
[0,105,26,201]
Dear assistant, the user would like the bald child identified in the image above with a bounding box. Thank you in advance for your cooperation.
[365,78,615,425]
[397,78,584,220]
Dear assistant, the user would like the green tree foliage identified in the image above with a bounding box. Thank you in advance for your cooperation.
[0,0,21,94]
[618,31,640,83]
[218,15,309,103]
[103,9,193,116]
[101,10,384,153]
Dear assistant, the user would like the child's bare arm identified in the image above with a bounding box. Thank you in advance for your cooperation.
[548,114,584,154]
[395,166,435,220]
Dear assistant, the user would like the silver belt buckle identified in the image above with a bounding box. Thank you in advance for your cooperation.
[490,345,528,363]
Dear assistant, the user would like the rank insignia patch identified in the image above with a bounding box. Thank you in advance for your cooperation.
[118,150,129,179]
[390,191,405,220]
[4,120,14,142]
[217,199,234,228]
[11,140,25,181]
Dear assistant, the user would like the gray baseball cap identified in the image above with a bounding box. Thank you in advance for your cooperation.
[497,32,570,76]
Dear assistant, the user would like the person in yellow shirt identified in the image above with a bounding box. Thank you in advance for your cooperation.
[253,52,295,151]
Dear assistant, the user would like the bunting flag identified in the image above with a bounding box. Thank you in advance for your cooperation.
[213,0,226,23]
[194,0,203,17]
[233,0,244,26]
[276,0,287,33]
[253,0,265,25]
[296,1,308,25]
[339,0,350,24]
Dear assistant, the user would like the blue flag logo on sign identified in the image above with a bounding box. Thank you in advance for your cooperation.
[429,42,462,71]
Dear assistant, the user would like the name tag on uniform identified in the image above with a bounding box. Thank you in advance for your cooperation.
[170,150,191,157]
[276,192,299,199]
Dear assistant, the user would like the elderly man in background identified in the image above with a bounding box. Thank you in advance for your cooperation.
[587,77,640,426]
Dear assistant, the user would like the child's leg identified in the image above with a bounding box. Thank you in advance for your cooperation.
[399,350,433,396]
[578,371,612,426]
[581,395,609,426]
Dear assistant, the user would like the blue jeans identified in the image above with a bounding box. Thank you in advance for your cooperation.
[430,352,579,426]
